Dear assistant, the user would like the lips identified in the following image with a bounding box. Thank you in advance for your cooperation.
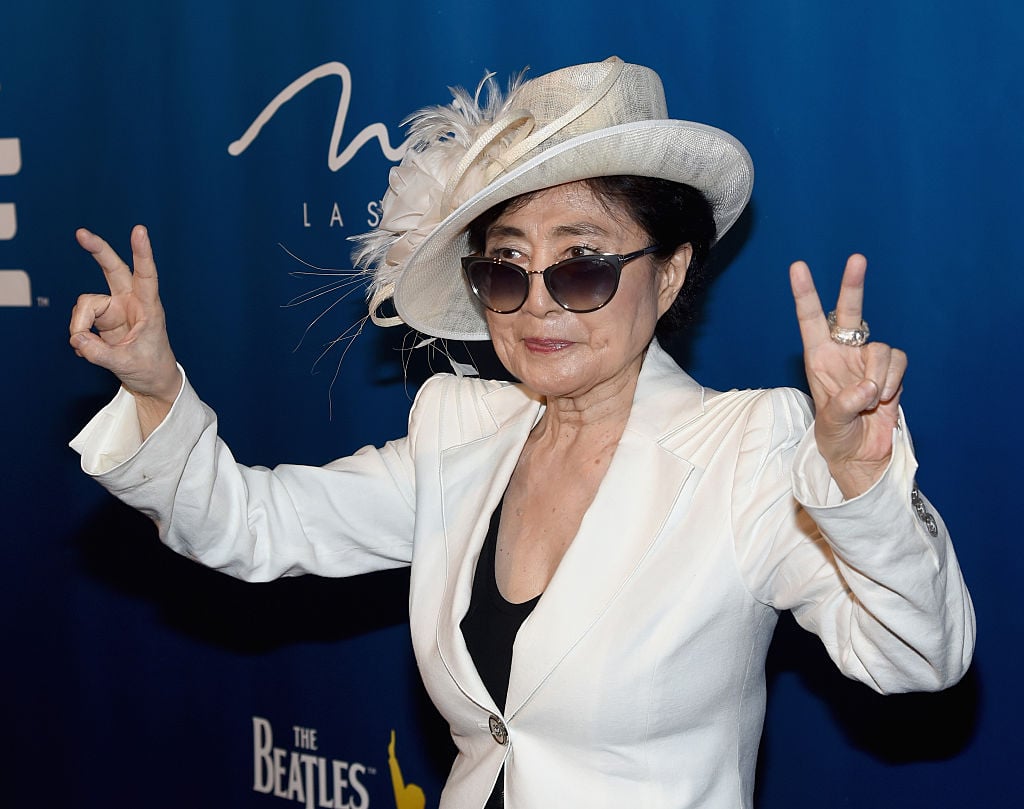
[523,338,573,353]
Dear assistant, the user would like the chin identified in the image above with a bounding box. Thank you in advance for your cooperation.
[515,361,598,399]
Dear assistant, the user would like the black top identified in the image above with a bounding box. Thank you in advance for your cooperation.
[460,499,541,808]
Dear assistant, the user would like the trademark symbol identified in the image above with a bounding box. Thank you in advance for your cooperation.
[36,296,49,307]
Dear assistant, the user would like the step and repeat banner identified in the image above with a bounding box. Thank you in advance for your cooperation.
[2,1,1019,807]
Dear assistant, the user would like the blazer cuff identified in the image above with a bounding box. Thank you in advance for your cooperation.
[70,364,190,476]
[789,409,949,574]
[790,408,917,510]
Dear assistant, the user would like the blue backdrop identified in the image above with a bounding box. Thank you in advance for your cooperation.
[2,1,1019,806]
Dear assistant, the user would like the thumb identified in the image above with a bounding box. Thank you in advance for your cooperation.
[70,330,118,369]
[833,378,880,421]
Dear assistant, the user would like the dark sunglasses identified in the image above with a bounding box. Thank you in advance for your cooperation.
[461,245,662,314]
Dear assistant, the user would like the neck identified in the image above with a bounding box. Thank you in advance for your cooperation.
[532,354,642,450]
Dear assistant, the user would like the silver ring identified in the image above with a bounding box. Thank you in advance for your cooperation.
[827,310,870,346]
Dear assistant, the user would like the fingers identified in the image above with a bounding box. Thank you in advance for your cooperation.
[68,291,132,368]
[834,254,867,328]
[791,253,872,351]
[859,343,907,404]
[68,325,116,366]
[76,225,159,302]
[830,342,907,419]
[789,260,830,349]
[829,377,881,422]
[876,345,907,403]
[69,225,162,372]
[129,225,161,305]
[68,292,111,339]
[76,228,133,296]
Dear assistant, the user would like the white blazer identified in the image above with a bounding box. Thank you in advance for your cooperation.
[74,341,974,809]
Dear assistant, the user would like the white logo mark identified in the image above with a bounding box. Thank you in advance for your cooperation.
[228,61,408,170]
[1,91,30,306]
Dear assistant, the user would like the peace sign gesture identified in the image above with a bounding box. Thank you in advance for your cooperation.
[69,225,181,436]
[790,254,908,499]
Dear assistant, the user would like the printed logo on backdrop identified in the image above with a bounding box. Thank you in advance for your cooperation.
[229,61,425,393]
[0,81,32,308]
[253,717,430,809]
[229,62,408,233]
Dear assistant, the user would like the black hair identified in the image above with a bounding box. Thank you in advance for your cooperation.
[466,176,717,339]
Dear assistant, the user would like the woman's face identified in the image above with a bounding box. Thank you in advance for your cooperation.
[482,181,689,402]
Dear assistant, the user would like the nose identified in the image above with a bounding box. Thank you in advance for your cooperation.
[520,268,562,317]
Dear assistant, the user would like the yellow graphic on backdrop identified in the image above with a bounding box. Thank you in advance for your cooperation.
[388,730,426,809]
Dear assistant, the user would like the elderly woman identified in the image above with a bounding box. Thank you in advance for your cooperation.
[69,58,973,809]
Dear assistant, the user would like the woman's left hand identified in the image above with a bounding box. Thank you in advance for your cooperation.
[790,254,907,499]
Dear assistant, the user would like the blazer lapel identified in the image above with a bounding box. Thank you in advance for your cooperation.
[434,382,543,710]
[505,342,708,717]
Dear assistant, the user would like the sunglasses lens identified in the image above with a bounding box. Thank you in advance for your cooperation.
[547,257,618,312]
[465,255,625,314]
[467,261,528,313]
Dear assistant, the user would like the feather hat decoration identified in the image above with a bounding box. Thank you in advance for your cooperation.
[350,69,531,327]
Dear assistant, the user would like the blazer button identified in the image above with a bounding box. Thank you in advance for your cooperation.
[911,485,940,537]
[488,715,508,745]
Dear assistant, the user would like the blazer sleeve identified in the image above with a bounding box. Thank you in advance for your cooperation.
[733,388,975,694]
[71,367,422,582]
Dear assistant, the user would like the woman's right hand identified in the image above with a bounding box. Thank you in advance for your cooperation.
[70,225,181,435]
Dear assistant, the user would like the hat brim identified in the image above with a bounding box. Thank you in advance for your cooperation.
[393,119,753,341]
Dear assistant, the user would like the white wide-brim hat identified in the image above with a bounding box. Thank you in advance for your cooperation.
[351,56,753,341]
